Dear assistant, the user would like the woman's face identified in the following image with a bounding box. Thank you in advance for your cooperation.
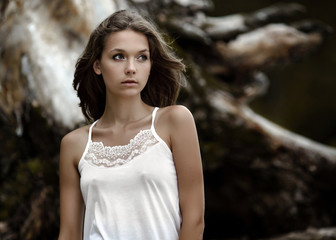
[93,30,151,99]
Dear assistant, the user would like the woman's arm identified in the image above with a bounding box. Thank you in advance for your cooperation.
[58,131,85,240]
[168,106,205,240]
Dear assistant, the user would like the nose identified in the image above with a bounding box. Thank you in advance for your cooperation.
[125,59,136,75]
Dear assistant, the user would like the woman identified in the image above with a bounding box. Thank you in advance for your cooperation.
[58,10,204,240]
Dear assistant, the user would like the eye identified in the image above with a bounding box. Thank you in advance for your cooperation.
[112,54,125,60]
[137,54,148,61]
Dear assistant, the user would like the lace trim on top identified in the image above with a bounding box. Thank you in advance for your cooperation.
[84,129,159,167]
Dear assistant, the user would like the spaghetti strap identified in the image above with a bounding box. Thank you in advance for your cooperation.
[151,107,159,129]
[88,120,99,142]
[78,119,99,171]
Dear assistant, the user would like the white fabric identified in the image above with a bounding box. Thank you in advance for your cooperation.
[78,107,181,240]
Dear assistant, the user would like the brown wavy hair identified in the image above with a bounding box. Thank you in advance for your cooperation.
[73,10,186,122]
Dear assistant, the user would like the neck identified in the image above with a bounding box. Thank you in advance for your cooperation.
[99,95,152,128]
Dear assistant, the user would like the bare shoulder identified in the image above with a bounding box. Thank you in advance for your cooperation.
[61,125,90,146]
[157,105,195,127]
[154,105,195,148]
[60,124,91,165]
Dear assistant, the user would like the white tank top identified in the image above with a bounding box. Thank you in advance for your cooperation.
[78,107,181,240]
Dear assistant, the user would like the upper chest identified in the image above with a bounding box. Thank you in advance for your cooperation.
[91,117,152,148]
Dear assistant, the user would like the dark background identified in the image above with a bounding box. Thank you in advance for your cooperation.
[210,0,336,147]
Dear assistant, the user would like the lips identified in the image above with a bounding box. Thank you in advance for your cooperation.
[121,79,137,84]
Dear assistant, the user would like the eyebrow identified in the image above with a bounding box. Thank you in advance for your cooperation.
[109,48,149,53]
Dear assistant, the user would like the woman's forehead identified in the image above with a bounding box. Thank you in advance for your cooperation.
[104,30,149,52]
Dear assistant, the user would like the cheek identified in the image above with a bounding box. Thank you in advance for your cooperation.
[102,64,121,75]
[146,67,151,75]
[145,63,152,75]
